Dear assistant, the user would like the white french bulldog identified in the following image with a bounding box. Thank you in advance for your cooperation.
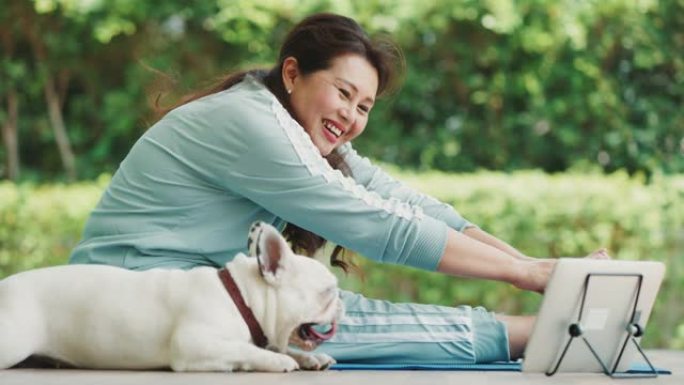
[0,222,343,372]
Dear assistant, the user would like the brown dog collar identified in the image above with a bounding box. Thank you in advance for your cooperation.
[218,268,269,348]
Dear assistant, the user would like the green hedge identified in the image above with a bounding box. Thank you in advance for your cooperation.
[0,175,108,274]
[1,171,682,349]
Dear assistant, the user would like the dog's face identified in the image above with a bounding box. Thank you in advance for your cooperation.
[245,222,344,352]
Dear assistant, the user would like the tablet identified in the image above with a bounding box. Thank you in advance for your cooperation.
[521,258,665,374]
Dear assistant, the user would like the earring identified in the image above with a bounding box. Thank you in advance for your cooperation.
[287,88,292,94]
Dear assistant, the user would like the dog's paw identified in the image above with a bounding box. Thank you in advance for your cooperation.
[291,352,336,371]
[261,354,299,372]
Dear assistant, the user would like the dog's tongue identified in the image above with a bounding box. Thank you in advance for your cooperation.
[301,322,337,342]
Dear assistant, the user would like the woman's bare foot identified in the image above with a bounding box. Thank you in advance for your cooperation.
[586,248,611,260]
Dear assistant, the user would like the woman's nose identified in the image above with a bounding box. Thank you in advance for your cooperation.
[339,105,355,125]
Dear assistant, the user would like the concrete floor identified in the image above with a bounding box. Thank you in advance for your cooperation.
[1,350,680,385]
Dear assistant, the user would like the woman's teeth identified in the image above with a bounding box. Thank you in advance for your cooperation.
[323,120,342,138]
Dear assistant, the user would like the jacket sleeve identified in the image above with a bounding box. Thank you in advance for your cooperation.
[337,143,476,232]
[158,83,448,271]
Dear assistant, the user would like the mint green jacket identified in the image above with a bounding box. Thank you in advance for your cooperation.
[70,75,472,272]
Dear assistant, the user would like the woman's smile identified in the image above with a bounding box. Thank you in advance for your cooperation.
[322,119,345,143]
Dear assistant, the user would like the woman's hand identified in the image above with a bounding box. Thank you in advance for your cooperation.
[512,248,612,294]
[512,258,556,294]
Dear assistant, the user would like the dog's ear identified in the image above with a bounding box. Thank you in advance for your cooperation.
[247,222,261,258]
[248,222,288,285]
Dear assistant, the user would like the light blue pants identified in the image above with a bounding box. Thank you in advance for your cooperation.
[318,290,510,364]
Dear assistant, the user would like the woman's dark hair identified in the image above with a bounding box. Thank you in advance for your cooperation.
[155,13,403,272]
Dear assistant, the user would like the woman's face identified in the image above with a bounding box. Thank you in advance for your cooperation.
[283,54,379,156]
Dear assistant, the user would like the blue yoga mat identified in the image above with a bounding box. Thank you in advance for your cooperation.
[331,361,671,374]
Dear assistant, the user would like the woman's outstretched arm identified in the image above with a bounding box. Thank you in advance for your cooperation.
[437,228,610,293]
[462,226,535,261]
[436,228,556,293]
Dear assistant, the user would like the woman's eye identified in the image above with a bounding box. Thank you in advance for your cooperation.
[358,105,369,114]
[338,88,350,99]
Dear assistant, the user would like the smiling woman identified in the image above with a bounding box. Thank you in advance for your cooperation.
[68,12,609,367]
[283,54,378,156]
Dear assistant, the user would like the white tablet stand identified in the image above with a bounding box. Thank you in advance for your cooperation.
[545,273,658,378]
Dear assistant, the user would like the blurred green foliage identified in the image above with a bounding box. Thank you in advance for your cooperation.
[1,0,682,181]
[0,176,108,272]
[1,171,682,348]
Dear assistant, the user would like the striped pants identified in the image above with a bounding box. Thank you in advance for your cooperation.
[317,290,510,364]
